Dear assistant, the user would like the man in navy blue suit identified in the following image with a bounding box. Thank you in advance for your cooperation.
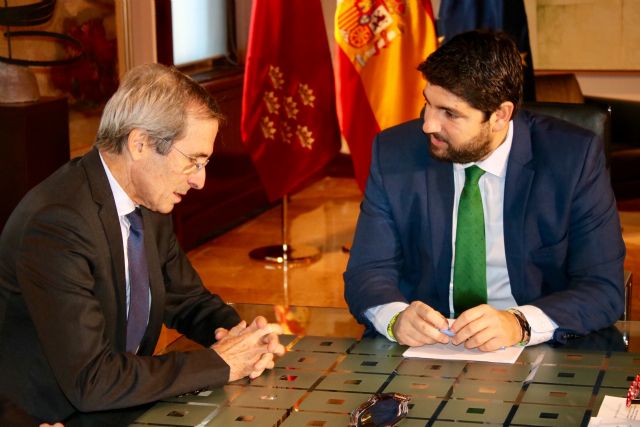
[344,30,625,351]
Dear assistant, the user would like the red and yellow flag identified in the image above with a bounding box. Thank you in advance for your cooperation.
[241,0,341,202]
[334,0,437,191]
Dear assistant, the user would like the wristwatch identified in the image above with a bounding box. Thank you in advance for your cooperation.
[508,308,531,346]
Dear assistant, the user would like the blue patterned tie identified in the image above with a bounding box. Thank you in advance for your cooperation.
[126,208,150,353]
[453,165,487,317]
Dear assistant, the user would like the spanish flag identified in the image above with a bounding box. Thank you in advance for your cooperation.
[335,0,437,191]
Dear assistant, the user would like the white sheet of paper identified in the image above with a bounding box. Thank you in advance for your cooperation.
[402,340,524,364]
[591,396,640,424]
[588,418,640,427]
[402,318,524,363]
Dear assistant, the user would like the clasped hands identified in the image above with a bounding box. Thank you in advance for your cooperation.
[392,301,522,351]
[211,316,285,382]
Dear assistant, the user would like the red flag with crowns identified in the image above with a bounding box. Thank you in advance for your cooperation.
[241,0,341,202]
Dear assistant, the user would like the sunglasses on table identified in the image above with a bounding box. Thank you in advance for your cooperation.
[348,392,411,427]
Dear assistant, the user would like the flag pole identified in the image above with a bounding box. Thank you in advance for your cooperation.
[249,194,321,263]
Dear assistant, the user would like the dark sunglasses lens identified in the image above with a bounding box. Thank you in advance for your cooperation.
[358,394,408,426]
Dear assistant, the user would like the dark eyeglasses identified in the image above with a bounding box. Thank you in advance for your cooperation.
[348,392,411,427]
[171,145,210,173]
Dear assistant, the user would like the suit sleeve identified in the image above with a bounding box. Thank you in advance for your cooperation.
[530,134,626,341]
[344,137,408,329]
[160,215,240,347]
[16,206,233,413]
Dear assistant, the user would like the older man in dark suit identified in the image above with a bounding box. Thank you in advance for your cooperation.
[0,64,284,424]
[345,30,625,351]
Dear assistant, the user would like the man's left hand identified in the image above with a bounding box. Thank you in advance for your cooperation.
[450,305,522,351]
[213,317,285,380]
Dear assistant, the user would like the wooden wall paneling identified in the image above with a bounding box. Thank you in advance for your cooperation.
[0,97,70,230]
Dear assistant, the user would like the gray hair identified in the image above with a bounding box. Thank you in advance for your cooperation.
[95,63,224,154]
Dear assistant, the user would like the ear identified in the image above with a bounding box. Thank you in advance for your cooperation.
[490,101,515,133]
[126,129,147,160]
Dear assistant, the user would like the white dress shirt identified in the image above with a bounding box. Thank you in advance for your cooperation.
[365,121,558,345]
[99,153,151,320]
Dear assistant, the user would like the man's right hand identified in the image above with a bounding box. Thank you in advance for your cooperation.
[393,301,450,346]
[211,316,285,382]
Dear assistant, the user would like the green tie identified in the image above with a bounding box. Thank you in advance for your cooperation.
[453,165,487,317]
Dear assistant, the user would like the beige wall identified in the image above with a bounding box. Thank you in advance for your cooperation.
[528,0,640,70]
[525,0,640,100]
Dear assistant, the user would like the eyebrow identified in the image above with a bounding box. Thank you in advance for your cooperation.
[423,91,468,119]
[180,149,211,159]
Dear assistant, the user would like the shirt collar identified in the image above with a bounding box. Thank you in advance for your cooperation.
[99,151,137,217]
[453,120,513,178]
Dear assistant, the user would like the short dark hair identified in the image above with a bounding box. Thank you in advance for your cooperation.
[418,30,524,118]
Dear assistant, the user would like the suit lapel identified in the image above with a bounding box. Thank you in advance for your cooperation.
[139,208,164,355]
[504,113,535,303]
[426,156,455,301]
[82,149,128,351]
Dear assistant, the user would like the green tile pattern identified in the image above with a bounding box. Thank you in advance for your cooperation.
[275,350,340,371]
[137,337,639,426]
[511,403,587,426]
[349,337,407,356]
[205,407,285,426]
[451,379,522,401]
[315,372,388,393]
[134,402,220,426]
[291,336,357,353]
[438,399,513,424]
[333,353,403,374]
[247,368,323,389]
[384,375,454,398]
[521,384,593,406]
[228,387,306,410]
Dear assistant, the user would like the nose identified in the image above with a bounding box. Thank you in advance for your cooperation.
[422,105,440,134]
[188,168,206,190]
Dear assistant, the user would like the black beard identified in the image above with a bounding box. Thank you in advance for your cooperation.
[428,125,493,164]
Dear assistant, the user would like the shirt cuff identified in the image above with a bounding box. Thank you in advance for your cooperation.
[364,302,410,341]
[515,305,558,346]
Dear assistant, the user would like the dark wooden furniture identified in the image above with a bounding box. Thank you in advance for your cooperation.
[534,73,640,200]
[586,96,640,200]
[535,73,585,104]
[171,70,271,251]
[0,96,70,231]
[523,101,612,163]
